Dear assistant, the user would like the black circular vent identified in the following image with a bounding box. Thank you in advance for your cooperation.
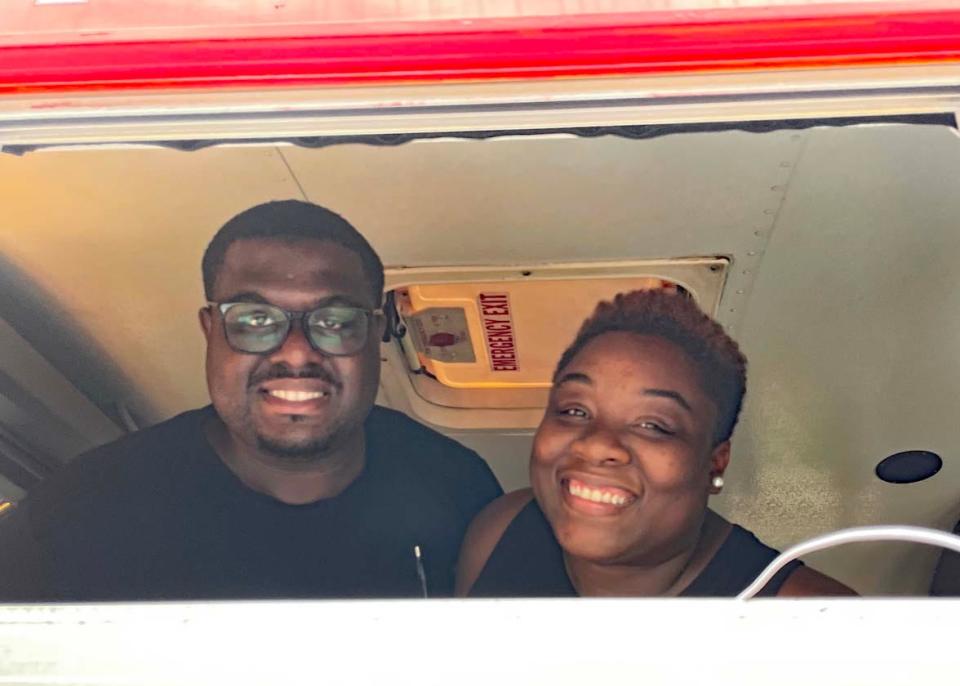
[875,451,942,484]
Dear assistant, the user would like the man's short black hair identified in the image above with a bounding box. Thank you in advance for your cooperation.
[555,289,747,445]
[202,200,385,304]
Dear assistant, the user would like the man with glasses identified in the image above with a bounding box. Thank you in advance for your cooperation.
[0,200,502,600]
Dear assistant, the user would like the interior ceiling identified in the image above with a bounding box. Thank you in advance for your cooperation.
[0,130,804,421]
[0,123,959,593]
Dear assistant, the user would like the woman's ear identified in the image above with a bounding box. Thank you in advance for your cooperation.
[709,441,731,494]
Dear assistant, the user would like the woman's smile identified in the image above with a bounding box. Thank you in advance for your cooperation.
[560,476,638,514]
[531,331,722,564]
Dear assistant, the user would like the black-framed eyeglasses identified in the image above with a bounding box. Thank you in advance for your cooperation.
[209,302,383,356]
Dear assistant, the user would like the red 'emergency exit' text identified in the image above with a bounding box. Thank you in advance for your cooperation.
[478,292,518,371]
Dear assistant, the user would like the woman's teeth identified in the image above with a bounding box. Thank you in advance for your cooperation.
[567,480,632,507]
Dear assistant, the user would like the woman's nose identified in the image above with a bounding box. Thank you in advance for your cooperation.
[571,426,631,466]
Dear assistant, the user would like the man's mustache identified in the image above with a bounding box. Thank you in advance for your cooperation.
[248,363,342,389]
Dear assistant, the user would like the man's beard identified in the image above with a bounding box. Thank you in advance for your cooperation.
[254,416,342,463]
[244,362,348,462]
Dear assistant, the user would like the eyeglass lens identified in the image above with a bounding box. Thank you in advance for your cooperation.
[222,303,371,355]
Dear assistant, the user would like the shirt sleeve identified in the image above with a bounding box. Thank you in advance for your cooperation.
[458,452,504,523]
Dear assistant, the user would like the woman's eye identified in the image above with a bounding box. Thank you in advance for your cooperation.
[557,407,588,419]
[637,421,675,436]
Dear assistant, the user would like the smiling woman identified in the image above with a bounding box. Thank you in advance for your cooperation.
[457,290,856,597]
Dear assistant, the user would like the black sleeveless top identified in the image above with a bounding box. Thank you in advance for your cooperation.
[470,500,802,597]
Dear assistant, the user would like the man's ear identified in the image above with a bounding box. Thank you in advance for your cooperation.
[199,306,213,342]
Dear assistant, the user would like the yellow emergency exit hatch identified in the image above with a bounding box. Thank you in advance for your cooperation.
[396,277,681,390]
[383,258,729,419]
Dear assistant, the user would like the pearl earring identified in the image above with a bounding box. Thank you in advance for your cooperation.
[711,475,725,491]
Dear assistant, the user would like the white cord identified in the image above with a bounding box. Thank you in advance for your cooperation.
[737,525,960,600]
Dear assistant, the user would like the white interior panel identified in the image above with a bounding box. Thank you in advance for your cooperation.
[0,473,23,502]
[0,315,120,461]
[280,133,799,270]
[719,124,960,594]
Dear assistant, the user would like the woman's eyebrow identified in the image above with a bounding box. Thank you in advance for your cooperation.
[642,388,693,413]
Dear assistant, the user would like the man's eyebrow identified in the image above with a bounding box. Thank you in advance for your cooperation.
[216,293,370,309]
[643,388,693,413]
[555,372,592,387]
[316,294,369,309]
[220,291,268,304]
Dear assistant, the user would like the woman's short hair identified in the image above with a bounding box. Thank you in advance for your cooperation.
[554,289,747,445]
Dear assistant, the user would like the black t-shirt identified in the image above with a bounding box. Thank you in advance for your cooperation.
[469,500,801,597]
[0,406,502,601]
[930,517,960,596]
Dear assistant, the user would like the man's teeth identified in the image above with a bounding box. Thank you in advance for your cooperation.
[268,390,328,402]
[568,481,631,507]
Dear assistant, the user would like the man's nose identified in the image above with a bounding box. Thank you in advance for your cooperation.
[571,425,632,466]
[267,321,325,367]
